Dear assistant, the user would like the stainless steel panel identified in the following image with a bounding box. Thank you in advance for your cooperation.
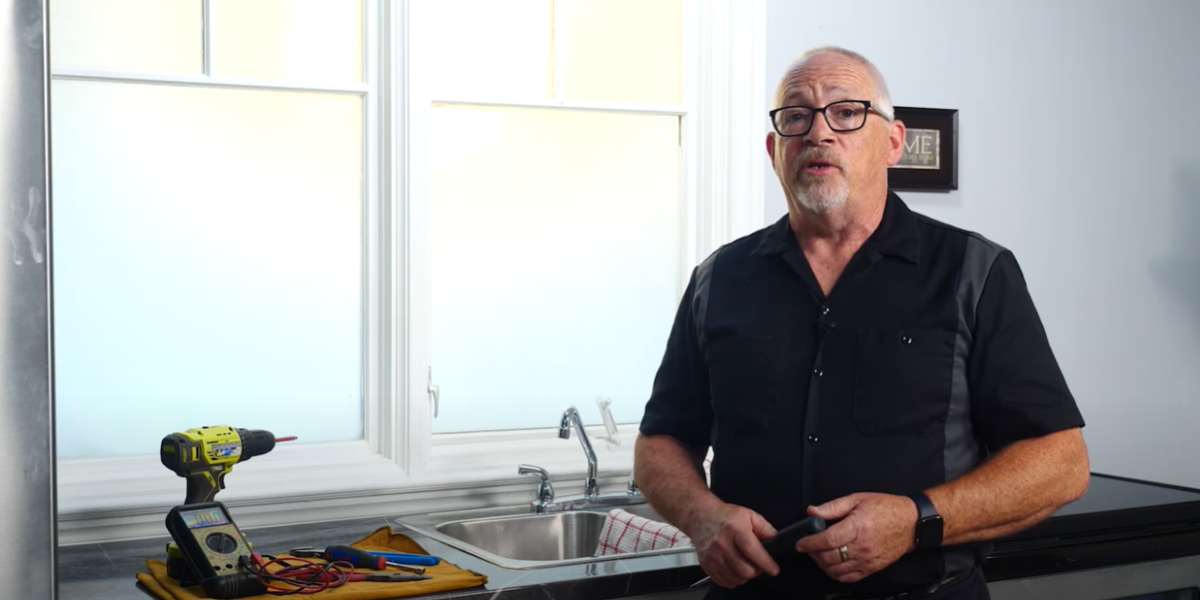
[437,511,610,561]
[396,502,686,569]
[989,555,1200,600]
[0,0,55,598]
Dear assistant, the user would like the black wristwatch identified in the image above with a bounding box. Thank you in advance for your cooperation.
[908,493,943,550]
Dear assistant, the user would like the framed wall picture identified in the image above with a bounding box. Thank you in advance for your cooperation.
[888,107,958,191]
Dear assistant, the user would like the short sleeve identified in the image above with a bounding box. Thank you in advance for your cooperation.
[968,251,1085,452]
[638,268,713,455]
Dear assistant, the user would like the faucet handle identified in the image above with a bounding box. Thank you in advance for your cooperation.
[518,464,555,504]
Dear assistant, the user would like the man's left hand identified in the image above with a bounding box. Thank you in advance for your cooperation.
[795,493,918,583]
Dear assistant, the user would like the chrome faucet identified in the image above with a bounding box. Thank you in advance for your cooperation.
[559,405,600,499]
[518,464,555,512]
[514,406,646,513]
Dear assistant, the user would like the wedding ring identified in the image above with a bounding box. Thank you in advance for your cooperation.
[838,545,851,562]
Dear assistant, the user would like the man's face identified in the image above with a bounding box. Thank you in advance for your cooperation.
[767,54,902,215]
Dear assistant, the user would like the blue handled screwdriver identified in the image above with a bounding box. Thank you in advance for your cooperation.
[363,551,440,567]
[323,545,428,575]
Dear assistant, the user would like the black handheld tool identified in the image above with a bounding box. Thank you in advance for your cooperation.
[762,516,827,555]
[689,516,828,588]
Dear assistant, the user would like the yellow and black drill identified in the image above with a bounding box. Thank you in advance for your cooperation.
[161,425,293,504]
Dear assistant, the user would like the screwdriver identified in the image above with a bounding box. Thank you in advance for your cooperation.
[324,545,427,575]
[365,551,440,566]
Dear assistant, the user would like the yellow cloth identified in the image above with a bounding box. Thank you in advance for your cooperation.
[136,526,488,600]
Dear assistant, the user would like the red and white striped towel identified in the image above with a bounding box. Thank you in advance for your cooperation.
[594,508,693,556]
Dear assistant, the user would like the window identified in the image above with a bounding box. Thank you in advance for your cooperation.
[53,0,766,544]
[423,0,685,432]
[51,0,368,459]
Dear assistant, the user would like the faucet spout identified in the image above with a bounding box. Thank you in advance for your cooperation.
[559,406,600,499]
[558,411,573,439]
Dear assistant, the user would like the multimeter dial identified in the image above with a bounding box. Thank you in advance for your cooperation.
[205,531,240,554]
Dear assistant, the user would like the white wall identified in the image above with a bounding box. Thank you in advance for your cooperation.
[765,0,1200,488]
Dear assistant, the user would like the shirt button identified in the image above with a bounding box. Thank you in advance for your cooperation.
[807,434,818,443]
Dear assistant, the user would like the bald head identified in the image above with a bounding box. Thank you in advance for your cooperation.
[773,47,894,121]
[766,46,907,221]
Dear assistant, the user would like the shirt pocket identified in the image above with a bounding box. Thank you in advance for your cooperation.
[854,327,955,437]
[707,336,784,434]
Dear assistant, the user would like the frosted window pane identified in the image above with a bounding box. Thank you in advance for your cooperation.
[50,0,202,73]
[558,0,683,104]
[51,81,363,458]
[214,0,363,83]
[424,0,553,99]
[428,106,681,432]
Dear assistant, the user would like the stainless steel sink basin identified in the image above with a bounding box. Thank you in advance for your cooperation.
[394,502,695,569]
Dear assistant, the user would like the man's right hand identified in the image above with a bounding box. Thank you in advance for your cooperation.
[688,503,780,588]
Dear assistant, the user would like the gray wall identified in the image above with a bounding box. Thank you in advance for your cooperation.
[0,0,56,597]
[766,0,1200,487]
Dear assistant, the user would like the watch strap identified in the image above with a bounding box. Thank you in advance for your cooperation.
[908,492,943,550]
[909,492,936,518]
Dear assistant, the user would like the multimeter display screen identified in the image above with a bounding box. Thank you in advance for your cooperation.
[180,507,229,528]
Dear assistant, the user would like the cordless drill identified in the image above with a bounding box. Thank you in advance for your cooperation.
[160,425,290,504]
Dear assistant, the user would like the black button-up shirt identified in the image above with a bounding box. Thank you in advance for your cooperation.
[640,192,1085,598]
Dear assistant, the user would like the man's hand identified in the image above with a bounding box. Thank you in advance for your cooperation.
[795,493,917,583]
[688,503,780,588]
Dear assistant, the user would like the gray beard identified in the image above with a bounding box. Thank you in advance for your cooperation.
[794,179,849,214]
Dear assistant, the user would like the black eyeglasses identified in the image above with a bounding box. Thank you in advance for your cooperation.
[768,100,887,137]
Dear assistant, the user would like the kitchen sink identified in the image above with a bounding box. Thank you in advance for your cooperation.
[394,502,695,569]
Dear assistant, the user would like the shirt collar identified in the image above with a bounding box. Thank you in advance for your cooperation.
[751,191,921,264]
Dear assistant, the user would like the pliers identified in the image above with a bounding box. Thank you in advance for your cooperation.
[286,547,325,559]
[348,572,431,582]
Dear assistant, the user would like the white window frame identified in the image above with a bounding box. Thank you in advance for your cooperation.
[55,0,767,545]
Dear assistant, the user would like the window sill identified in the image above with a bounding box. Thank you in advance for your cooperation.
[57,425,637,545]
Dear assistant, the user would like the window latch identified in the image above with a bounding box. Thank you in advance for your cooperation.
[427,367,439,419]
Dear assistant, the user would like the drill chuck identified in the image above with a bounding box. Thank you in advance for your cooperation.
[235,429,277,462]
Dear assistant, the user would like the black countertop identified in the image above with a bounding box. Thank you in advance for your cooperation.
[61,511,707,600]
[60,474,1200,600]
[984,474,1200,582]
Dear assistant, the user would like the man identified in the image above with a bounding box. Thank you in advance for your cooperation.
[634,46,1089,600]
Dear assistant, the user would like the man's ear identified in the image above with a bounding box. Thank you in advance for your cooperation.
[886,119,906,167]
[766,132,778,168]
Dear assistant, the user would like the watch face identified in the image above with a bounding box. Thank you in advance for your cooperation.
[917,516,944,549]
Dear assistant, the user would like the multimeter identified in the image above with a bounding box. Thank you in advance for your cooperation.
[165,501,266,599]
